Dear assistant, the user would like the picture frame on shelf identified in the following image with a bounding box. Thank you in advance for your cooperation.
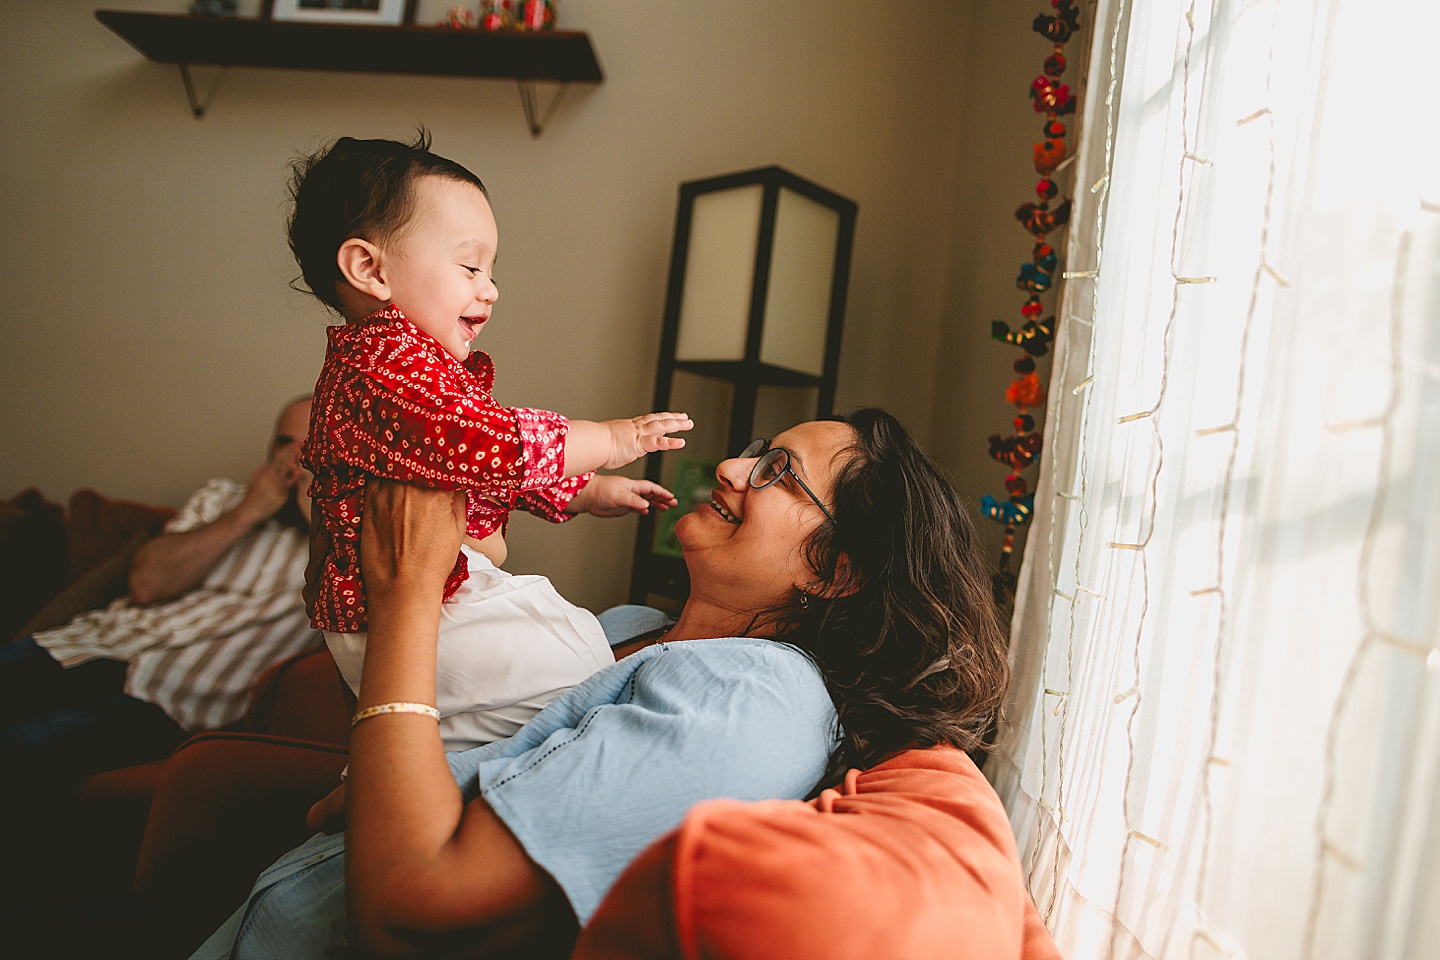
[263,0,416,26]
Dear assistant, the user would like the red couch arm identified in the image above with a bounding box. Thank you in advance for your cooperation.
[243,644,353,745]
[134,733,349,959]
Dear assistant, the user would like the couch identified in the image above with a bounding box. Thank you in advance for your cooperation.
[1,487,350,958]
[5,489,1061,959]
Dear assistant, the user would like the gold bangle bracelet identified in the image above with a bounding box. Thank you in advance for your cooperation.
[351,701,441,726]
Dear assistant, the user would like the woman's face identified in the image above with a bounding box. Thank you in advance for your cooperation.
[676,419,857,611]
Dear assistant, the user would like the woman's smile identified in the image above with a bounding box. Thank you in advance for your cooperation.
[709,494,741,524]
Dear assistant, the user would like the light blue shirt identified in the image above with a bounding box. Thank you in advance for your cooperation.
[192,616,837,959]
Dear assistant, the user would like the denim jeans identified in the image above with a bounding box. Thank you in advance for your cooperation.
[0,637,185,783]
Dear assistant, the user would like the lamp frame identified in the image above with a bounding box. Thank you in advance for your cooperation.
[629,165,857,604]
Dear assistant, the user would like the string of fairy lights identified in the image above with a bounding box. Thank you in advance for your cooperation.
[1101,0,1202,945]
[1188,0,1281,954]
[1010,0,1438,956]
[1026,0,1109,913]
[1300,234,1422,959]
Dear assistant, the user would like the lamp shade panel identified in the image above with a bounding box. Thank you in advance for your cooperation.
[759,186,840,377]
[674,184,763,364]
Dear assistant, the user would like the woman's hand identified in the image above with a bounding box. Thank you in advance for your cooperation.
[360,480,468,607]
[346,479,553,953]
[307,782,347,834]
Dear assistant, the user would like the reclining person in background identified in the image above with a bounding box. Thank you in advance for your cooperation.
[0,394,321,787]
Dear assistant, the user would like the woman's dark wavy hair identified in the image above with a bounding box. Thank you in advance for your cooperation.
[286,129,487,313]
[775,408,1009,782]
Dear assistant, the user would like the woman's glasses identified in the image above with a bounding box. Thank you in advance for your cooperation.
[738,439,835,522]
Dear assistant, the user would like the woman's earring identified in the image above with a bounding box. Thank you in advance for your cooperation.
[798,591,810,612]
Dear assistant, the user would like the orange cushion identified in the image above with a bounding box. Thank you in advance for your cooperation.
[575,745,1061,960]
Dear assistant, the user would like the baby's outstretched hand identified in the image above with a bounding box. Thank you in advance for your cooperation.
[573,475,679,518]
[603,412,692,469]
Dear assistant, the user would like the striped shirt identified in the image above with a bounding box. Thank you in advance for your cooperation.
[32,479,321,731]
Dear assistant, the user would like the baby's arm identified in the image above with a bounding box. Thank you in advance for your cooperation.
[565,475,678,518]
[563,413,693,475]
[463,529,508,568]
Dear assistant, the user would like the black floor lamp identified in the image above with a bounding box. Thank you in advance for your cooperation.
[629,165,857,607]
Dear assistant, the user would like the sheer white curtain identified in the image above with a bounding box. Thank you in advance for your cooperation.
[987,0,1440,957]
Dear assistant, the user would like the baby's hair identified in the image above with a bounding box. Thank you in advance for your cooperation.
[286,129,488,312]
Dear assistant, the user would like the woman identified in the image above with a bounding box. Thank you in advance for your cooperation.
[193,409,1008,959]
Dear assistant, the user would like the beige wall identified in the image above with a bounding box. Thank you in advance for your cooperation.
[0,0,1039,611]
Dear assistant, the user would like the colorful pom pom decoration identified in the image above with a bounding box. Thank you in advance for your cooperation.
[985,0,1083,604]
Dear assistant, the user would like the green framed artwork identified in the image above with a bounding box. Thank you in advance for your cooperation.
[651,458,721,558]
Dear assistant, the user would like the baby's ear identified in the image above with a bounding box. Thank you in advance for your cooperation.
[336,238,388,301]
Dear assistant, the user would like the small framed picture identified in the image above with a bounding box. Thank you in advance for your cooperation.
[651,459,721,559]
[264,0,416,26]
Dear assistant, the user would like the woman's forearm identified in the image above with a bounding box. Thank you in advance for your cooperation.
[346,482,549,953]
[344,591,466,947]
[346,593,458,839]
[346,595,549,952]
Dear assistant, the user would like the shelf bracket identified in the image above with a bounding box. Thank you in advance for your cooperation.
[516,79,570,138]
[176,63,227,120]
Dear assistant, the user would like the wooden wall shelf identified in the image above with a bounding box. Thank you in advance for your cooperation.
[95,10,603,134]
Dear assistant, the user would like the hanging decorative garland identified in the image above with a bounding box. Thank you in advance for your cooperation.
[981,0,1082,604]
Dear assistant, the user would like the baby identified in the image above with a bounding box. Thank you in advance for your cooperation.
[288,133,691,749]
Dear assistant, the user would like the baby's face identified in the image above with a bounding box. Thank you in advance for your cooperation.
[381,176,499,361]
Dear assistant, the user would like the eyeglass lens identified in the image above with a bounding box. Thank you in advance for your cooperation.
[738,437,835,522]
[739,439,784,489]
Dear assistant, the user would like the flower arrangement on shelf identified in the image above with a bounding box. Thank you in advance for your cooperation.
[980,0,1082,604]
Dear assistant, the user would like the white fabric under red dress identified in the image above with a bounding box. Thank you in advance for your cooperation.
[303,305,612,750]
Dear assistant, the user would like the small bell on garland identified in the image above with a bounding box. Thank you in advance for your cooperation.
[980,492,1036,527]
[991,315,1056,356]
[1030,76,1076,115]
[1015,240,1059,293]
[988,432,1044,470]
[1016,262,1053,293]
[1016,198,1072,237]
[1032,0,1081,43]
